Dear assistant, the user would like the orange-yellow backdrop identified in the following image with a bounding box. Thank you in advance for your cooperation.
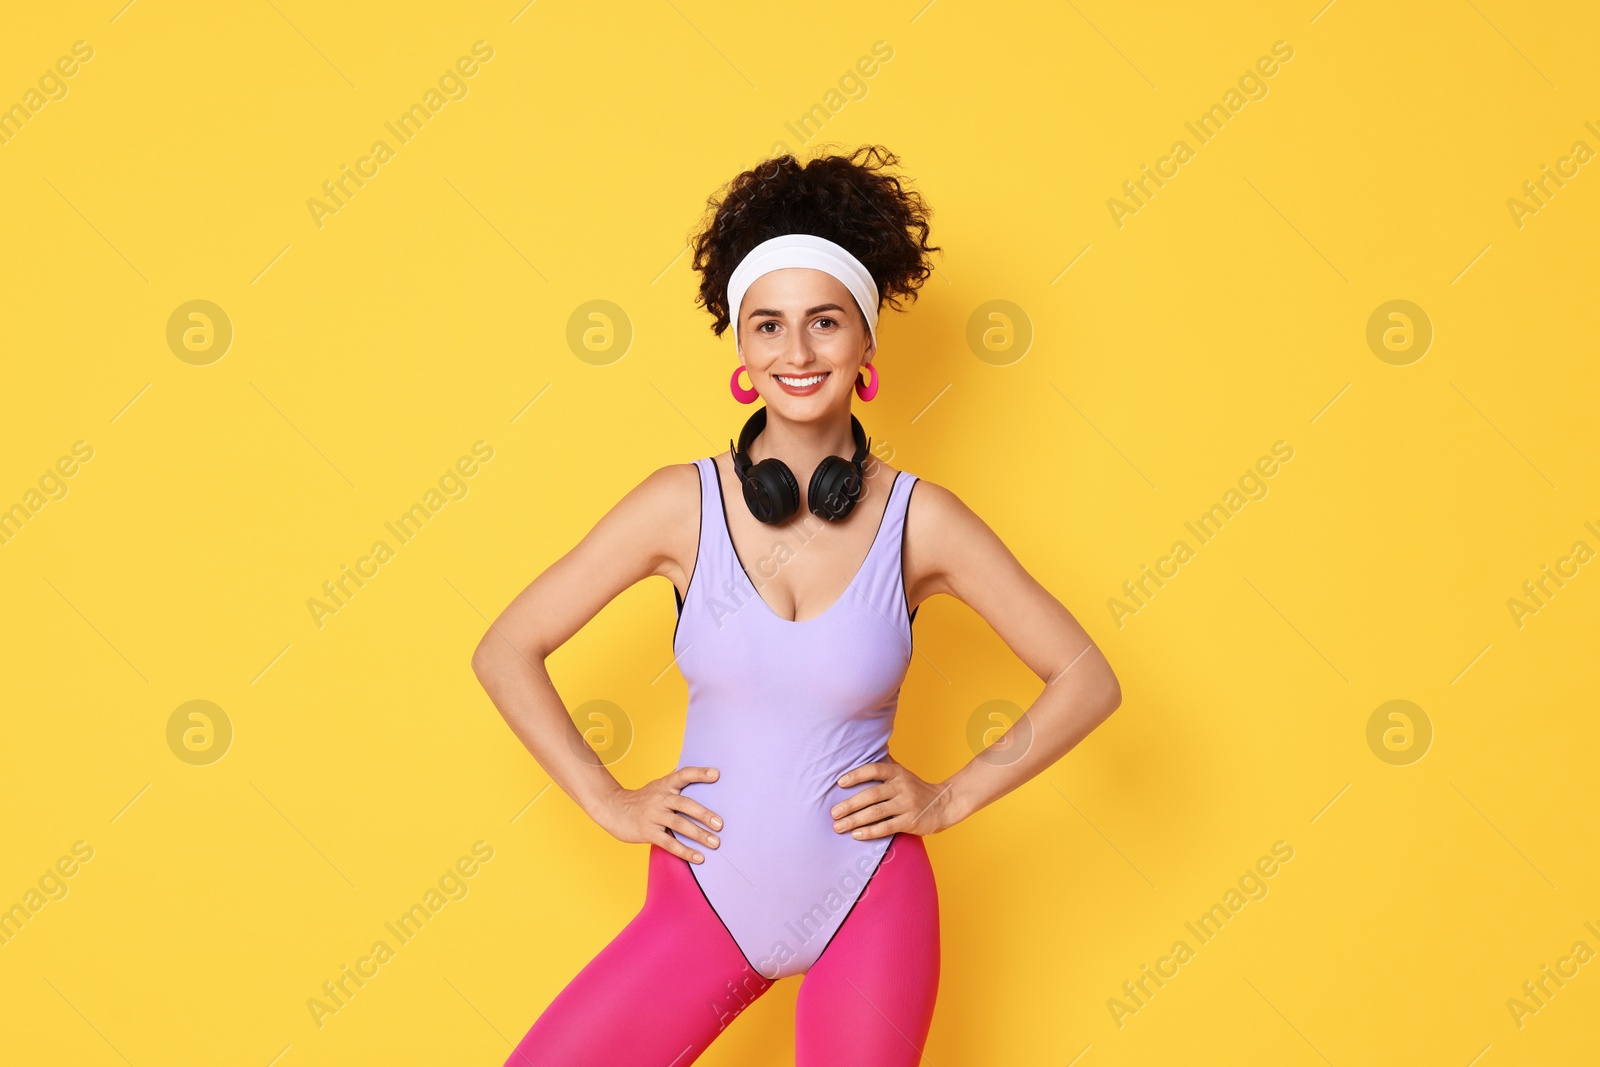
[2,1,1596,1064]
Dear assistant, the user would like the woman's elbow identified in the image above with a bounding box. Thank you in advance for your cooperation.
[470,637,497,681]
[1094,659,1123,719]
[471,629,516,680]
[1102,675,1123,716]
[471,625,549,680]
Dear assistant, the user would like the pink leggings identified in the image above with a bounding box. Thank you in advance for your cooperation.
[507,832,940,1066]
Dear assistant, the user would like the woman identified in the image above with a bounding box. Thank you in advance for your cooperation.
[473,145,1122,1066]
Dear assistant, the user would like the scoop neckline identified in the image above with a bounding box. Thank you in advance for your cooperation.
[709,453,901,626]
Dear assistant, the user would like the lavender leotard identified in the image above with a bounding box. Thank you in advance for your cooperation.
[669,454,921,981]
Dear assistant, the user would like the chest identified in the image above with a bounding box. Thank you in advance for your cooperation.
[674,586,913,712]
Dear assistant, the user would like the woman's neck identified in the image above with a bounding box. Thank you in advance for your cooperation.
[747,410,857,479]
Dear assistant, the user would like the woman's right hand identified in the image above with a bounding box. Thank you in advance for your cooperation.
[599,766,724,864]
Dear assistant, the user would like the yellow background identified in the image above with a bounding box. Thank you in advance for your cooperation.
[2,0,1597,1063]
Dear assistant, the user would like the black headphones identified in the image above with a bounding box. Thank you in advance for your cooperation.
[730,406,871,525]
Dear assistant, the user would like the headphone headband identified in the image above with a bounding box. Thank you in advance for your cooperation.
[732,407,868,479]
[729,407,872,524]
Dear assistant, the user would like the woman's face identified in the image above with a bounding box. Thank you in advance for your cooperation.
[736,267,874,417]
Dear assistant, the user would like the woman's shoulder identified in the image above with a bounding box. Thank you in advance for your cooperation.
[640,459,704,503]
[622,461,705,586]
[632,457,699,483]
[618,460,703,537]
[875,461,948,502]
[896,471,979,540]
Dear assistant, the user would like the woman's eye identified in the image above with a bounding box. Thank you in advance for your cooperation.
[815,317,835,328]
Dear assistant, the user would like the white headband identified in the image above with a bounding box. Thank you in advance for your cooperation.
[726,233,879,355]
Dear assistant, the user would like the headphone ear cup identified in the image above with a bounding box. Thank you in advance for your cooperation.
[808,457,863,521]
[743,458,800,524]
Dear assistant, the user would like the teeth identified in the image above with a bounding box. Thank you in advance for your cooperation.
[775,373,828,386]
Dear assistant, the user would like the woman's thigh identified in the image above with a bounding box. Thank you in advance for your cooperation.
[794,832,941,1067]
[506,842,775,1067]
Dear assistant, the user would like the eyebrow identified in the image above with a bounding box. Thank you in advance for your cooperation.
[744,303,849,321]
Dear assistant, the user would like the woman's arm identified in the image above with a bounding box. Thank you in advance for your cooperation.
[832,479,1122,838]
[916,481,1122,824]
[470,462,725,864]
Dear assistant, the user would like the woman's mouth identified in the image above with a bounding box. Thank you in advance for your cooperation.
[773,371,830,396]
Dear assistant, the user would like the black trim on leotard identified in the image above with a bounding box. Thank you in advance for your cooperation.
[901,480,919,651]
[671,459,704,654]
[809,830,901,967]
[671,836,766,977]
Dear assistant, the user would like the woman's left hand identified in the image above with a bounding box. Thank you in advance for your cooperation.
[830,756,958,839]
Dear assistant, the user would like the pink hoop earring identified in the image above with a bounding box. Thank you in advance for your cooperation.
[730,363,760,404]
[855,361,880,402]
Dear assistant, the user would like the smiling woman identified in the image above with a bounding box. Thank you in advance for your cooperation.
[477,145,1121,1066]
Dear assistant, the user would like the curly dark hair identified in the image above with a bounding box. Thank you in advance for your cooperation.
[688,145,940,341]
